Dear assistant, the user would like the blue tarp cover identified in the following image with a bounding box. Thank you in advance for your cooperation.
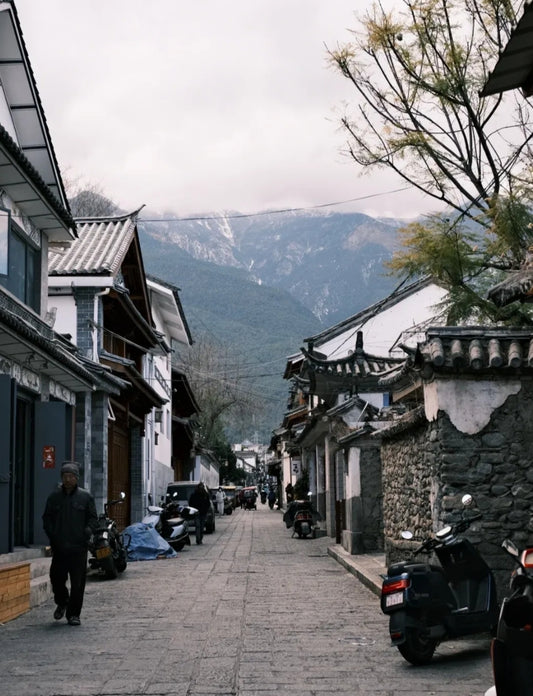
[122,522,177,560]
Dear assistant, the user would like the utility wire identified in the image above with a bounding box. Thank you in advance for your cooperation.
[138,186,412,223]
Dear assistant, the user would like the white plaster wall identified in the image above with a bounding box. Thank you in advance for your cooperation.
[347,447,361,499]
[48,295,77,340]
[424,378,522,435]
[317,284,447,359]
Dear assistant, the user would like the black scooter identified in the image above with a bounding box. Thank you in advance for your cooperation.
[489,538,533,695]
[380,493,498,665]
[88,492,128,579]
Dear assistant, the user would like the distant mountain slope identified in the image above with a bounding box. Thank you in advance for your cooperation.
[137,208,404,439]
[138,232,322,441]
[139,209,403,324]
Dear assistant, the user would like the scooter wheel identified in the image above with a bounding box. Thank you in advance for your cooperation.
[397,628,437,665]
[101,555,119,580]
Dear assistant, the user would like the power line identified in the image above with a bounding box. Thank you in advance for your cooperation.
[138,186,412,223]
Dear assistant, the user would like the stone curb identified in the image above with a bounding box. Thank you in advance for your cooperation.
[327,544,385,597]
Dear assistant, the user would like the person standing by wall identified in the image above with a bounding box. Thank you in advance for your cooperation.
[215,487,225,516]
[188,482,211,545]
[42,461,97,626]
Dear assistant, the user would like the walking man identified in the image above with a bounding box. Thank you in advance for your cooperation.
[188,482,211,545]
[42,461,97,626]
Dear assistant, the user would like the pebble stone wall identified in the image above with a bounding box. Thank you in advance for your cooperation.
[380,382,533,599]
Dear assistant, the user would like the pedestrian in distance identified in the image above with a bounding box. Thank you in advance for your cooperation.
[42,461,98,626]
[216,487,225,516]
[188,482,211,545]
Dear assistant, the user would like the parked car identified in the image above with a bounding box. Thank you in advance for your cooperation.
[210,488,233,515]
[165,481,216,534]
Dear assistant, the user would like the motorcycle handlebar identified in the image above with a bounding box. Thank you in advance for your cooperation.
[412,512,483,554]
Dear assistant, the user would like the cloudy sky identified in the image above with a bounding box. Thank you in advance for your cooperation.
[15,0,435,220]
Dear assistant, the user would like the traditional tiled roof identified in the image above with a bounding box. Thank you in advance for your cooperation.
[415,327,533,373]
[0,4,74,239]
[49,211,141,276]
[481,1,533,97]
[488,268,533,307]
[301,345,404,388]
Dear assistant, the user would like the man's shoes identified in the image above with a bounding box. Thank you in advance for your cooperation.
[53,605,66,621]
[68,616,81,626]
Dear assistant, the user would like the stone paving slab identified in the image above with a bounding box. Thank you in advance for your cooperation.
[0,506,492,695]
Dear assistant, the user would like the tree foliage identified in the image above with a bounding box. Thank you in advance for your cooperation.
[328,0,533,324]
[66,179,120,218]
[179,333,263,451]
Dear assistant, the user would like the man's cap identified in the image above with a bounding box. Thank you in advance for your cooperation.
[61,461,80,478]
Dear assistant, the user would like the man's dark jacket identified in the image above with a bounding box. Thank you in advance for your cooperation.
[43,485,98,553]
[189,487,211,515]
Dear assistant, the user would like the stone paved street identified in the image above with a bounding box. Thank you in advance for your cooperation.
[0,506,493,695]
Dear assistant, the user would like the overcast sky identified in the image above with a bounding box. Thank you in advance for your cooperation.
[15,0,436,220]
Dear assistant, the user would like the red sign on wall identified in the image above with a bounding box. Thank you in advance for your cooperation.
[42,445,55,469]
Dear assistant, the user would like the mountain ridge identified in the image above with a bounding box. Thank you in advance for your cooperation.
[137,208,406,439]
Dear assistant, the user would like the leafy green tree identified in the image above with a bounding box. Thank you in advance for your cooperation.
[328,0,533,324]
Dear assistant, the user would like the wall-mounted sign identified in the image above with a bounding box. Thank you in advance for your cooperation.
[42,445,55,469]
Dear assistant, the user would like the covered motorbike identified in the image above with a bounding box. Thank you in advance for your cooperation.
[142,493,196,551]
[380,493,498,665]
[489,538,533,695]
[283,499,321,538]
[88,492,128,579]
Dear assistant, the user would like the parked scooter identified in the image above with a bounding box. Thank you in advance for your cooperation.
[142,493,196,551]
[380,493,499,665]
[488,538,533,695]
[283,496,322,538]
[88,492,128,579]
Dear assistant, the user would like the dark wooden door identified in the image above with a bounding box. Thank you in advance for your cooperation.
[108,419,130,530]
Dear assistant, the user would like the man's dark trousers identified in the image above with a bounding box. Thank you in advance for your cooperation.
[50,549,88,618]
[195,515,206,544]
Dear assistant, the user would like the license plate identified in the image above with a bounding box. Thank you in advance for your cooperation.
[96,546,112,559]
[385,591,404,608]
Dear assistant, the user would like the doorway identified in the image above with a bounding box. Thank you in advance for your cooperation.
[14,397,33,546]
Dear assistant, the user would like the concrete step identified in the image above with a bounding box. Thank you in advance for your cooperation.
[30,558,52,608]
[0,548,53,609]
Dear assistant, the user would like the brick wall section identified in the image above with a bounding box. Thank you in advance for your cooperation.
[73,288,95,359]
[381,384,533,599]
[130,424,144,524]
[0,562,30,623]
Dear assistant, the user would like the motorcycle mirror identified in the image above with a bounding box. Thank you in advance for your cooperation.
[436,525,453,540]
[502,538,519,558]
[148,493,152,505]
[461,493,473,507]
[401,531,413,540]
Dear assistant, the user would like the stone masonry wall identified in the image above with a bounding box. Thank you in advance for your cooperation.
[381,382,533,599]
